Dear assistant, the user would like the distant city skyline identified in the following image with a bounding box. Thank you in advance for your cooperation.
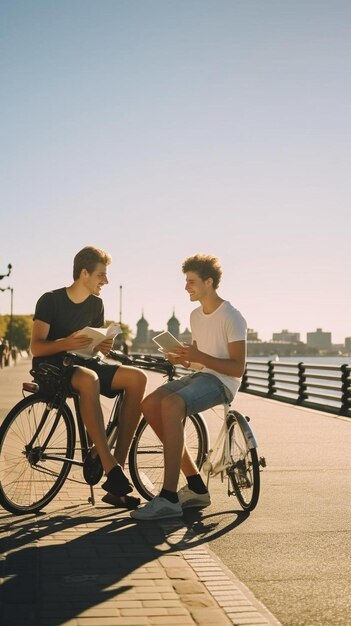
[0,291,348,345]
[118,308,349,346]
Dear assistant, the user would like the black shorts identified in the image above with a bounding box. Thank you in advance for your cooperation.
[32,355,120,398]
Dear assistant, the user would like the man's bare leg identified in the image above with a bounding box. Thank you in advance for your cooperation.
[111,366,147,467]
[158,393,187,492]
[71,367,117,474]
[141,389,199,479]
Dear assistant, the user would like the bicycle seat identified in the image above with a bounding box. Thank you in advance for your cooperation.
[30,363,70,399]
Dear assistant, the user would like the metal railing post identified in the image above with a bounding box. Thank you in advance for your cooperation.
[297,362,306,404]
[340,364,351,416]
[240,367,249,392]
[267,360,275,397]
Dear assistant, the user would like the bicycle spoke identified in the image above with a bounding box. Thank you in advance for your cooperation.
[227,417,260,511]
[0,396,75,514]
[129,414,208,501]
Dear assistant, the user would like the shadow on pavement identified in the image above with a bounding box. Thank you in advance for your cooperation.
[0,502,249,626]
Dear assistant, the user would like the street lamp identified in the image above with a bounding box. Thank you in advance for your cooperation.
[119,285,123,323]
[0,286,13,349]
[0,264,12,281]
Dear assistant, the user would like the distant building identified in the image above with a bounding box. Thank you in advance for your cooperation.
[132,312,150,352]
[247,328,260,342]
[179,327,192,344]
[272,329,301,343]
[167,310,180,339]
[345,337,351,353]
[306,328,332,351]
[133,310,184,353]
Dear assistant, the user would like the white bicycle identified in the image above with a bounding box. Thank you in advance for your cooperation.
[129,387,266,512]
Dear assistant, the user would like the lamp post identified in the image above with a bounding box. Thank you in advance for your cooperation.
[0,286,13,349]
[0,264,12,281]
[119,285,122,324]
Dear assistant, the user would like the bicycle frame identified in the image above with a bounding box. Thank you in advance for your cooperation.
[202,405,257,481]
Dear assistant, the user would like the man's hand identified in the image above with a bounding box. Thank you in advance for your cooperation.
[175,343,201,364]
[94,336,114,356]
[166,350,190,369]
[66,332,93,351]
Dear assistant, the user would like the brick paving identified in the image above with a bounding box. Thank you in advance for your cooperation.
[0,360,282,626]
[0,480,282,626]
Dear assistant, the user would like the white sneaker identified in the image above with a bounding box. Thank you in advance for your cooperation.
[130,496,183,520]
[178,485,211,509]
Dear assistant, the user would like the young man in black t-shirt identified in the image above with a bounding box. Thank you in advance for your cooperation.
[31,246,147,507]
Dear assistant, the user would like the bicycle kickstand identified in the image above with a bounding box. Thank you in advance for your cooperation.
[88,484,95,506]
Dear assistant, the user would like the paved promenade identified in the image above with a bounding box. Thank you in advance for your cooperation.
[0,358,281,626]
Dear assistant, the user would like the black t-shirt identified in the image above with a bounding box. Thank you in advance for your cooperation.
[34,288,104,339]
[32,289,119,397]
[33,286,104,355]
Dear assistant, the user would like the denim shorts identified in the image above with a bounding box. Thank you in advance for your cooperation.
[162,372,233,416]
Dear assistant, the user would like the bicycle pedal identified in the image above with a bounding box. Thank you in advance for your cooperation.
[259,456,267,468]
[83,453,104,485]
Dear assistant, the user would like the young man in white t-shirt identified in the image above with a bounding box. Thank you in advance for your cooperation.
[131,254,247,520]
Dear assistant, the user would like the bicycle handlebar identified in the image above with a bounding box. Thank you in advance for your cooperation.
[31,351,178,388]
[108,350,176,378]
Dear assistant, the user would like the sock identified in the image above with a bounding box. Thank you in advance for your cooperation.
[159,488,179,504]
[187,473,208,494]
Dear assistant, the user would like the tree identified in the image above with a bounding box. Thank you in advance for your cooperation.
[0,315,33,350]
[0,315,7,340]
[105,320,133,353]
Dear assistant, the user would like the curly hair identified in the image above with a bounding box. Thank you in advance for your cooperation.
[182,254,222,289]
[73,246,112,280]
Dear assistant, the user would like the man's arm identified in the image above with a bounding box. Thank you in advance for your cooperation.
[30,319,93,357]
[175,340,246,378]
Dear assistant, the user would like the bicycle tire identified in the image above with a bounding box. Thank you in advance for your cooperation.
[128,413,208,501]
[0,394,76,515]
[227,415,260,511]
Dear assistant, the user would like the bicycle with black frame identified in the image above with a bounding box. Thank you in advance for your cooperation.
[0,351,207,515]
[0,350,265,516]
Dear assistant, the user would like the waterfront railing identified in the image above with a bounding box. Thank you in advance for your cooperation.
[240,360,351,417]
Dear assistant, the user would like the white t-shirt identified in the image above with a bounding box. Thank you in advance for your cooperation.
[190,300,247,399]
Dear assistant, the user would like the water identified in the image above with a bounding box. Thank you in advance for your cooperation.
[249,355,351,367]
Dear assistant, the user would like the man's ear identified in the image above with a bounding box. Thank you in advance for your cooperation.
[205,277,214,288]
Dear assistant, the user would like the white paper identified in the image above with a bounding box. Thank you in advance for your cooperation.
[152,331,183,353]
[75,323,122,358]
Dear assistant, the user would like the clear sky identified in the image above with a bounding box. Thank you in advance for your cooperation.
[1,0,350,343]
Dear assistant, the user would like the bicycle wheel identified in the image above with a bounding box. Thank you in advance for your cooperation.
[128,413,208,501]
[227,415,260,511]
[0,394,75,515]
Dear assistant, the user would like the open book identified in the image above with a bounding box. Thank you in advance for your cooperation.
[152,330,183,354]
[75,323,122,358]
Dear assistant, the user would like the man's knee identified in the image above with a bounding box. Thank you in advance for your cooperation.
[141,391,157,414]
[132,368,147,390]
[71,367,100,396]
[113,366,147,393]
[141,389,166,418]
[161,392,186,418]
